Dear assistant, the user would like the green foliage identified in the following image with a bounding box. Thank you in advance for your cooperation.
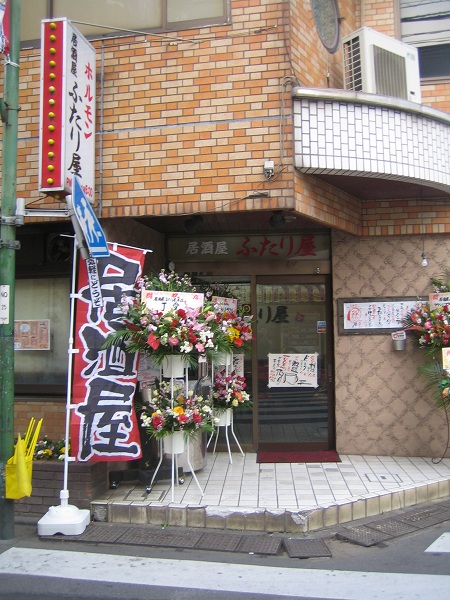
[418,358,450,410]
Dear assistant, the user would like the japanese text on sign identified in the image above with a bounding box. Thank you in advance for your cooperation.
[168,234,330,262]
[268,353,318,388]
[212,296,238,313]
[71,245,146,462]
[142,290,204,313]
[343,300,419,330]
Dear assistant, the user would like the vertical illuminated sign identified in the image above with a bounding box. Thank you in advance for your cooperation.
[39,18,96,203]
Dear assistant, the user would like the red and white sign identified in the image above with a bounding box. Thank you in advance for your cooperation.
[212,296,238,313]
[71,244,146,462]
[39,18,96,202]
[142,290,204,313]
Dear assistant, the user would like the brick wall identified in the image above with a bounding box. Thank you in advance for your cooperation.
[4,0,447,238]
[14,461,108,520]
[14,401,66,442]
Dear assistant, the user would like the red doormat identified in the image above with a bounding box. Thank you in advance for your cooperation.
[257,450,341,464]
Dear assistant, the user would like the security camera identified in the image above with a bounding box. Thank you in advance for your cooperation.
[263,160,274,179]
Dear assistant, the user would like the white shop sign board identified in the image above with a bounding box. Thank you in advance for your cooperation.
[142,290,204,313]
[268,353,318,388]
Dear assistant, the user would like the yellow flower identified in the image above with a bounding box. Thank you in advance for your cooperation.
[226,326,239,341]
[173,406,185,415]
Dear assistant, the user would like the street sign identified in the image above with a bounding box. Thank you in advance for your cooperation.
[72,176,109,258]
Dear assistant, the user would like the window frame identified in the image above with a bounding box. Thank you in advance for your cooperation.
[21,0,231,48]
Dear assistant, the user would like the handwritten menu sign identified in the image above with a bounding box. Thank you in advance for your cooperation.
[142,290,204,312]
[268,353,318,388]
[340,298,420,333]
[14,320,51,350]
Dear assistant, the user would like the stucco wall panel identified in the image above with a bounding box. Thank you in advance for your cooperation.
[333,230,450,456]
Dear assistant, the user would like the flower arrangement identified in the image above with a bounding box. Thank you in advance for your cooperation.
[33,436,68,461]
[403,302,450,352]
[140,380,214,439]
[136,269,196,293]
[216,311,254,353]
[103,270,233,367]
[213,369,252,413]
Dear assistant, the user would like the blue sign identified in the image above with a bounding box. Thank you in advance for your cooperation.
[72,176,109,258]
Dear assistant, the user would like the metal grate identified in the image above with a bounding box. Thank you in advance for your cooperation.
[336,525,393,547]
[195,533,243,552]
[365,519,418,537]
[284,538,332,559]
[116,528,203,548]
[236,536,282,555]
[343,36,362,91]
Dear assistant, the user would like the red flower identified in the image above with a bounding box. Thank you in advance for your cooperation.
[192,413,203,423]
[147,332,160,350]
[151,415,164,429]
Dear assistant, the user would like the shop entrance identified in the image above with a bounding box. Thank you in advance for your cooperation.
[255,276,334,451]
[201,274,335,453]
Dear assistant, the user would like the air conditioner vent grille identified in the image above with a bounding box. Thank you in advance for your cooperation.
[373,45,408,100]
[343,37,362,91]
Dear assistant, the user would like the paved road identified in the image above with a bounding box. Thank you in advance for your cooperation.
[0,519,449,599]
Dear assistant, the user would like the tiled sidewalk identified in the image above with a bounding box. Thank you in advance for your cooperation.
[92,453,450,533]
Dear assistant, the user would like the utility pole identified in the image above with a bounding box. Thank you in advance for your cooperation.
[0,0,21,540]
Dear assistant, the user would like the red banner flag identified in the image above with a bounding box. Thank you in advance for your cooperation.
[70,244,147,462]
[0,1,10,55]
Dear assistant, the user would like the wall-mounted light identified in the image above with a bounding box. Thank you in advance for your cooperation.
[420,209,428,267]
[263,160,275,179]
[183,214,203,234]
[269,210,286,229]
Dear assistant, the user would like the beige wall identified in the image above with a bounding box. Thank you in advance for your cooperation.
[333,230,450,457]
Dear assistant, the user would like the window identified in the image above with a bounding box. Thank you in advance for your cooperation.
[418,43,450,78]
[21,0,229,45]
[14,278,70,392]
[401,0,450,78]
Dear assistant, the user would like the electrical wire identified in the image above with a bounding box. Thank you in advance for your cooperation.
[432,404,450,464]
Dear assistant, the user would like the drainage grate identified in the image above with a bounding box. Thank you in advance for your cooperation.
[195,533,243,552]
[396,509,450,530]
[336,525,392,547]
[284,538,332,559]
[365,518,419,537]
[116,528,203,548]
[45,524,132,544]
[236,536,282,555]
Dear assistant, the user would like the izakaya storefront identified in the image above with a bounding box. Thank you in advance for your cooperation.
[167,231,335,456]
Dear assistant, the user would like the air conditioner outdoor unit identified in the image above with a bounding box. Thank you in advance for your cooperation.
[342,27,421,103]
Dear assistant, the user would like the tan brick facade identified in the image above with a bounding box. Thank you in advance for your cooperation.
[4,0,447,236]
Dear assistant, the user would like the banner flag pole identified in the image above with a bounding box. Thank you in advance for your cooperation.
[37,232,90,536]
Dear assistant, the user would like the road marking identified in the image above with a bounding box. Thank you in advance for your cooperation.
[425,532,450,554]
[0,547,449,599]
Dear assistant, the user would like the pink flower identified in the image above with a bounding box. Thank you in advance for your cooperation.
[168,336,179,347]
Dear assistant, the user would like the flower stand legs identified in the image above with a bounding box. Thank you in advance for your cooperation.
[208,409,245,464]
[147,435,204,501]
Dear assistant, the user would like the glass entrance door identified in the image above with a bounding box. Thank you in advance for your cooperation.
[255,277,334,450]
